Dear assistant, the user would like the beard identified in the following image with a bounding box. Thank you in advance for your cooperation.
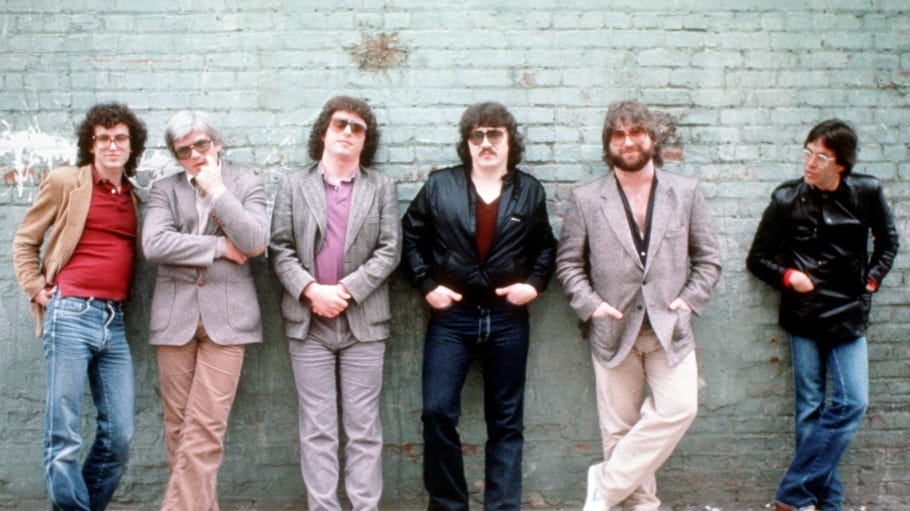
[610,144,654,172]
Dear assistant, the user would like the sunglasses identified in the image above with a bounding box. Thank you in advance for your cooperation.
[330,117,367,135]
[468,129,505,146]
[174,139,213,160]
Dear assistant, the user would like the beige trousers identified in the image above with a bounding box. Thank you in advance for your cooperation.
[591,326,698,511]
[156,322,245,511]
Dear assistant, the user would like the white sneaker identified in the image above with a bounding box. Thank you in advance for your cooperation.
[582,462,608,511]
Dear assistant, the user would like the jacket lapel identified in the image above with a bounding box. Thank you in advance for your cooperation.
[301,166,328,239]
[344,167,375,253]
[600,174,644,270]
[175,173,200,234]
[643,172,674,275]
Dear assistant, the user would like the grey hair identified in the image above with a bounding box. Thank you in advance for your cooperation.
[164,110,223,159]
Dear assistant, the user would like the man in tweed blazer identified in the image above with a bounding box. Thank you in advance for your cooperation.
[142,111,268,511]
[556,101,722,511]
[269,96,401,511]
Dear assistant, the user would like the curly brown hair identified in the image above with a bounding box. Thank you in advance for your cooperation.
[75,103,147,177]
[307,96,380,167]
[456,102,524,172]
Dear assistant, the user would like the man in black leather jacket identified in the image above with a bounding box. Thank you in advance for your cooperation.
[402,102,556,511]
[747,119,899,511]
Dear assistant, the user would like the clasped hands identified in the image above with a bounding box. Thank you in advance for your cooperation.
[304,282,352,318]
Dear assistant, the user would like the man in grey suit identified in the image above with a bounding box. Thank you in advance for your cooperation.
[269,96,401,511]
[142,110,269,510]
[556,100,722,511]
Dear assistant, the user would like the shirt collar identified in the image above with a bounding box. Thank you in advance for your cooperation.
[319,161,358,187]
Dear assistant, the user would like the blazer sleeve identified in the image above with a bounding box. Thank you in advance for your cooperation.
[142,178,219,267]
[269,173,317,301]
[677,183,722,315]
[209,174,269,256]
[555,188,604,321]
[12,173,64,300]
[339,177,402,304]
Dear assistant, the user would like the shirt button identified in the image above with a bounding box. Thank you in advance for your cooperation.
[197,280,205,287]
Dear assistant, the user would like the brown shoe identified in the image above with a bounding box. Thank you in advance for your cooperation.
[773,500,818,511]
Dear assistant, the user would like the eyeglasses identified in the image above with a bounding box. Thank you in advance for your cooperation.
[802,148,836,165]
[93,134,131,149]
[609,127,649,145]
[468,129,505,146]
[174,139,213,160]
[330,117,367,135]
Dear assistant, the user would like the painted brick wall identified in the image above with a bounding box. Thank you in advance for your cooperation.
[1,1,908,509]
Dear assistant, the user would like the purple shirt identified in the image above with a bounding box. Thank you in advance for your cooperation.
[314,163,355,285]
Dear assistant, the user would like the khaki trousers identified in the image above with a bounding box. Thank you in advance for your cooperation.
[157,322,245,511]
[591,326,698,511]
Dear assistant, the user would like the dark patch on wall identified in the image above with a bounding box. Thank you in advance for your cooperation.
[349,32,409,71]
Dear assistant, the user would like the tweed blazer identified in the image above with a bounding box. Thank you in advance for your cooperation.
[13,165,139,337]
[142,165,269,346]
[269,163,401,343]
[556,170,722,368]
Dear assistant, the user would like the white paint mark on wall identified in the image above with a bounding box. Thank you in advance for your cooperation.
[0,122,76,198]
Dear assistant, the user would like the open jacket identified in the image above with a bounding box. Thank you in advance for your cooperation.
[401,165,557,306]
[556,170,722,368]
[142,165,269,346]
[747,174,899,343]
[269,163,401,343]
[13,165,139,337]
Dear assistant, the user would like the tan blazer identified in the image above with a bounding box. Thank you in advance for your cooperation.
[556,170,722,368]
[12,165,139,336]
[142,165,269,346]
[269,164,401,343]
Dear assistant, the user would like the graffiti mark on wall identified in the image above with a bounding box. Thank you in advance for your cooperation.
[0,123,76,199]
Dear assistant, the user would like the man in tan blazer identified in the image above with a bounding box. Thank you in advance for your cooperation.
[142,111,268,511]
[269,96,401,511]
[13,103,147,510]
[556,100,722,511]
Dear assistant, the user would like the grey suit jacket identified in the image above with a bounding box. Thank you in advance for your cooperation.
[556,170,722,368]
[142,165,269,346]
[269,163,401,343]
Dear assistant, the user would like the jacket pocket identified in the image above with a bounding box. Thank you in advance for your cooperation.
[150,278,175,333]
[226,279,260,332]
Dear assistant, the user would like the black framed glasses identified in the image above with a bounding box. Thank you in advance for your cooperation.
[174,139,213,160]
[330,117,367,135]
[468,129,505,146]
[92,134,131,149]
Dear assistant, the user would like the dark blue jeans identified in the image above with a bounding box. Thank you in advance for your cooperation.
[421,303,530,511]
[775,334,868,511]
[43,296,135,511]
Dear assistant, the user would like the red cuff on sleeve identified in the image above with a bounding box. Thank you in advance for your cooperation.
[783,269,796,289]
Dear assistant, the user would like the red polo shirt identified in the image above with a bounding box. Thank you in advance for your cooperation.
[55,169,137,300]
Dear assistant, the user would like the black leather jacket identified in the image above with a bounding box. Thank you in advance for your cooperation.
[747,174,899,343]
[402,165,556,306]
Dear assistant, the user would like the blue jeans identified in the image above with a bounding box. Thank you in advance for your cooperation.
[775,334,868,511]
[43,296,135,511]
[421,303,529,511]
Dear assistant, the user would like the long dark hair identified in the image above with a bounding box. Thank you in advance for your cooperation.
[456,102,524,171]
[308,96,380,167]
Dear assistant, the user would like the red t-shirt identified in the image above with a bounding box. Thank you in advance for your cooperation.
[55,170,137,300]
